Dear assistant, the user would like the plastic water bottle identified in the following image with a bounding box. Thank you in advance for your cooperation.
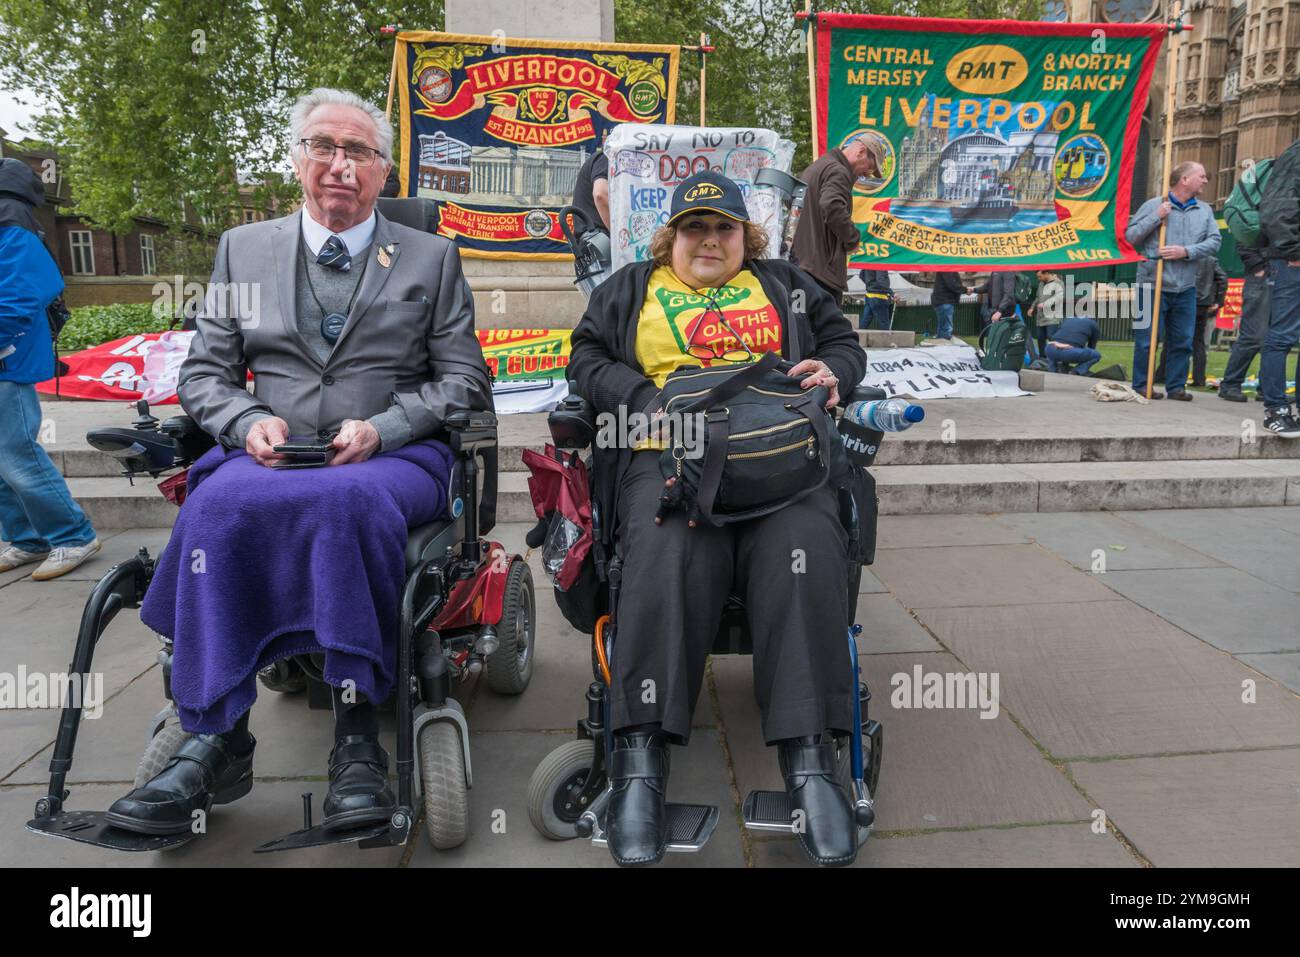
[844,398,925,432]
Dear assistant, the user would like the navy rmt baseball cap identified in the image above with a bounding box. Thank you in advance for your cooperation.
[666,170,749,226]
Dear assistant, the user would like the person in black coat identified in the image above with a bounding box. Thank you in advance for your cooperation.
[567,171,867,868]
[930,270,965,340]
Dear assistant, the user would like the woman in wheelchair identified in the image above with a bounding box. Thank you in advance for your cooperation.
[567,171,868,866]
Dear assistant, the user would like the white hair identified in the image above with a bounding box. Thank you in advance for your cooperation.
[289,88,393,165]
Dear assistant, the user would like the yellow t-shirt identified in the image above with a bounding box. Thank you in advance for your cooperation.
[635,265,784,389]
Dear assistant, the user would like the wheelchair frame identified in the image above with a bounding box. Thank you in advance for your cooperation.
[25,403,529,855]
[527,387,888,856]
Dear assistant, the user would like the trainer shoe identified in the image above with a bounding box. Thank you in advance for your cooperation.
[30,539,101,581]
[0,544,50,573]
[1263,410,1300,439]
[1168,390,1193,401]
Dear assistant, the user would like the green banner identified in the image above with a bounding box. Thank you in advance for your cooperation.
[816,14,1166,271]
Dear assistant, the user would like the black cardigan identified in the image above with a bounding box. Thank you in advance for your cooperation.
[567,257,867,539]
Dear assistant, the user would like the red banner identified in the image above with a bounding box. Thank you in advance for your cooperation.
[1217,277,1244,331]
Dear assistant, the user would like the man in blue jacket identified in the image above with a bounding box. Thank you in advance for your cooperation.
[1125,160,1221,400]
[0,158,99,579]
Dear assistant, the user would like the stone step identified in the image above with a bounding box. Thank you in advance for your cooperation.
[60,423,1300,480]
[856,329,916,349]
[69,458,1300,529]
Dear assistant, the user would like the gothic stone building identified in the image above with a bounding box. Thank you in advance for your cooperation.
[1057,0,1300,205]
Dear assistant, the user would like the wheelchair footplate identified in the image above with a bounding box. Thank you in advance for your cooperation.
[27,808,199,852]
[589,795,720,853]
[253,793,412,853]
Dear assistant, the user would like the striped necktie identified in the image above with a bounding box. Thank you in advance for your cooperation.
[317,234,352,272]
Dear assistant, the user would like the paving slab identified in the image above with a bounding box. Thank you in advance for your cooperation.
[994,512,1224,572]
[1069,749,1300,867]
[712,652,1092,832]
[854,593,943,654]
[914,600,1300,759]
[751,821,1138,868]
[876,513,1030,550]
[405,728,745,867]
[870,543,1115,609]
[0,781,404,867]
[1237,652,1300,694]
[4,667,397,786]
[1100,567,1300,654]
[463,584,606,733]
[1116,508,1300,592]
[0,580,159,702]
[859,567,887,593]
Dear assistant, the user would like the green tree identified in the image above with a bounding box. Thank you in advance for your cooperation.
[0,0,444,238]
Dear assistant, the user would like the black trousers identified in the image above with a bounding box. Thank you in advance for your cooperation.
[1222,273,1273,390]
[608,452,856,745]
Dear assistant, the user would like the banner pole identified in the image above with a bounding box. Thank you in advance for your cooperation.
[700,32,708,126]
[805,2,820,160]
[1146,0,1184,400]
[384,35,401,122]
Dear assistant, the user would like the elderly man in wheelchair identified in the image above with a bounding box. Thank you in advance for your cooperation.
[533,171,880,867]
[26,88,509,853]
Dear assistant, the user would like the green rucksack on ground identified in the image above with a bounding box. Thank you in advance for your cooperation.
[1224,159,1272,248]
[978,317,1027,371]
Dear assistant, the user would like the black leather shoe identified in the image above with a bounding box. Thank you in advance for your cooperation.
[779,738,857,867]
[106,732,255,835]
[323,734,395,831]
[1219,387,1247,402]
[606,731,670,867]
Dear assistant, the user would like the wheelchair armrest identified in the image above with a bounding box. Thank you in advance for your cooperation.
[445,409,498,454]
[86,426,183,476]
[160,415,217,467]
[547,392,597,450]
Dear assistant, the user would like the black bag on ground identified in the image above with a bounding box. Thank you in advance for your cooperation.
[1090,363,1127,381]
[658,351,833,526]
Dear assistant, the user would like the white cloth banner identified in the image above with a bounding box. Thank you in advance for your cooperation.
[859,345,1028,399]
[605,123,795,271]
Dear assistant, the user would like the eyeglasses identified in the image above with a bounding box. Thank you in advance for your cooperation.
[298,137,384,167]
[684,295,755,363]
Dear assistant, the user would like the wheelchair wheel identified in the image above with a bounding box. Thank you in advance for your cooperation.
[133,722,191,788]
[527,739,597,840]
[418,720,469,850]
[485,559,535,695]
[257,658,307,694]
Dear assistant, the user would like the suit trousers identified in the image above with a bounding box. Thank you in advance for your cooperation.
[608,452,857,746]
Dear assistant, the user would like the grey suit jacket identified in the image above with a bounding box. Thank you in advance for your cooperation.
[178,209,492,446]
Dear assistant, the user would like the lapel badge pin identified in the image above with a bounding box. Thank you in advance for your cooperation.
[377,243,394,268]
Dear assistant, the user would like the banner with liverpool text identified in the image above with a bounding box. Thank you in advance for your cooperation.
[396,31,678,259]
[815,15,1165,272]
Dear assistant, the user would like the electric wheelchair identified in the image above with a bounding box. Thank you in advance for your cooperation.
[26,399,534,855]
[525,383,893,858]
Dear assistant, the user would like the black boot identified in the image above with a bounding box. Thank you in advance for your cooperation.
[606,729,670,867]
[323,735,396,831]
[106,731,255,835]
[778,736,857,867]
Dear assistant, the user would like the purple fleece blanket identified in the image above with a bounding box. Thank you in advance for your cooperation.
[140,440,452,733]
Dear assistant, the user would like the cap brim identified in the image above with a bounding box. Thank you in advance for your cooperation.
[666,206,748,225]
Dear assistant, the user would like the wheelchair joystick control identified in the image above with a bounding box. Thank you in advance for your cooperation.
[132,400,159,432]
